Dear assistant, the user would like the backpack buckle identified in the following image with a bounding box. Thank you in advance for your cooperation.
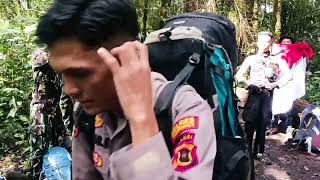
[158,31,172,41]
[207,43,215,51]
[189,53,201,65]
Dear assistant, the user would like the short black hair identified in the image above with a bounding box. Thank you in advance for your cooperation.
[36,0,139,47]
[279,35,295,43]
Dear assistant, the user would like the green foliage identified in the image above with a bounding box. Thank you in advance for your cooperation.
[306,72,320,106]
[0,0,25,20]
[0,0,51,156]
[133,0,185,39]
[281,0,320,71]
[0,18,37,154]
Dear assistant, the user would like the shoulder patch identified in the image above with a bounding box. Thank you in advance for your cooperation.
[172,143,199,172]
[171,116,199,142]
[73,127,79,138]
[175,132,195,145]
[93,152,103,167]
[95,114,104,128]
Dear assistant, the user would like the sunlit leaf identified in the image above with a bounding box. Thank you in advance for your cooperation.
[0,19,10,32]
[23,24,37,34]
[15,141,25,145]
[7,107,17,118]
[19,115,29,122]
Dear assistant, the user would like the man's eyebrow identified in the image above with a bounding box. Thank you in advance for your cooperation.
[62,67,91,74]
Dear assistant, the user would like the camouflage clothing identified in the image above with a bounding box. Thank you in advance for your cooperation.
[29,50,74,179]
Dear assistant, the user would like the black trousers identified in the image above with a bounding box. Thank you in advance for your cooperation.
[243,86,273,154]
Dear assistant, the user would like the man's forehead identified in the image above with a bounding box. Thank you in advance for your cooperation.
[49,39,101,71]
[50,39,92,57]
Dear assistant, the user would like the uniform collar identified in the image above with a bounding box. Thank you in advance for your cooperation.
[101,112,128,139]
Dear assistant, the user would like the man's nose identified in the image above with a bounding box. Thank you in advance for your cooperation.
[63,77,80,98]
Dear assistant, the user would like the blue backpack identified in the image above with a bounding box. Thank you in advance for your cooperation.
[40,147,71,180]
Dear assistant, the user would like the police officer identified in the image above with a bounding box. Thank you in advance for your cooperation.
[29,49,73,179]
[235,32,291,160]
[35,0,217,179]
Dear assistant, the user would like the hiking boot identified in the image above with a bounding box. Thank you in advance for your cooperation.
[253,153,272,164]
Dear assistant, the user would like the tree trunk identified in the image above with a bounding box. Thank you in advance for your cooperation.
[158,0,171,27]
[235,0,255,26]
[273,0,282,35]
[142,0,149,40]
[184,0,207,12]
[235,0,247,14]
[274,0,282,35]
[247,0,255,21]
[233,0,256,62]
[252,0,261,33]
[205,0,218,13]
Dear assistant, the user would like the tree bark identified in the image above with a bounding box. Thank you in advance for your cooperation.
[273,0,282,35]
[184,0,207,12]
[185,0,198,12]
[252,0,261,33]
[205,0,218,13]
[142,0,149,40]
[247,0,255,21]
[274,0,282,35]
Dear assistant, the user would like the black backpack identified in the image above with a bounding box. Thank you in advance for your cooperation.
[75,12,254,180]
[145,13,254,180]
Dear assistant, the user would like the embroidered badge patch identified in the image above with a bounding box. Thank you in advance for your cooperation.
[73,127,79,138]
[93,152,103,167]
[175,132,195,145]
[95,114,104,128]
[171,116,199,142]
[172,143,199,172]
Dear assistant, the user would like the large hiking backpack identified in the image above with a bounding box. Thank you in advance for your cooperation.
[145,13,254,180]
[289,104,320,153]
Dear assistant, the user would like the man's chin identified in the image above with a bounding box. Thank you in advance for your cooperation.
[82,106,104,115]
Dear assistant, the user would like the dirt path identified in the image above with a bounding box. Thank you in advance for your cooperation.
[0,154,27,178]
[1,139,320,179]
[255,139,320,180]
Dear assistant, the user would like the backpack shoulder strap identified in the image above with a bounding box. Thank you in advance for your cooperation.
[154,54,200,155]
